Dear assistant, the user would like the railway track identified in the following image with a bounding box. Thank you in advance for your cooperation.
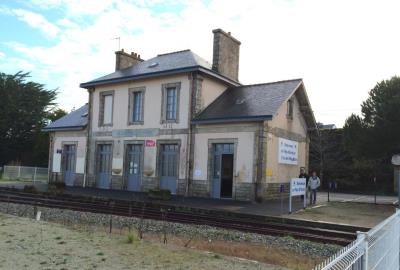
[0,189,364,246]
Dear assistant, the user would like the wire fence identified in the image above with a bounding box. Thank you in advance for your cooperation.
[313,210,400,270]
[2,166,48,183]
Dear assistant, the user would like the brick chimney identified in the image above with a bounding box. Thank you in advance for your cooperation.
[212,29,241,82]
[115,49,143,71]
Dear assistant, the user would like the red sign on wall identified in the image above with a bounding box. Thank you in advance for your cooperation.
[145,140,156,147]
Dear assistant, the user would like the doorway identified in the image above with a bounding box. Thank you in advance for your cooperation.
[212,143,234,199]
[62,144,76,186]
[125,144,142,191]
[96,144,112,189]
[159,144,178,194]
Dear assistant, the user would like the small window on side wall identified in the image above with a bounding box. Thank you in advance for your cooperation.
[161,82,180,123]
[99,91,114,126]
[129,87,145,124]
[287,98,294,120]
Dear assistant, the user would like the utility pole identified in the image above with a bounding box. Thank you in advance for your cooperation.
[111,37,121,50]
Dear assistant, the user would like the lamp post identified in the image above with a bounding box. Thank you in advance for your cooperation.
[391,154,400,208]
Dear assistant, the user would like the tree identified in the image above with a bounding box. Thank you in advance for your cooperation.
[309,127,353,190]
[0,72,59,166]
[342,76,400,193]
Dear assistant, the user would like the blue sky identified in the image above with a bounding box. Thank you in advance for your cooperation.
[1,0,400,127]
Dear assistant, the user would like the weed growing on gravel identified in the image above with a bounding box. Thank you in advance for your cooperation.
[127,229,140,243]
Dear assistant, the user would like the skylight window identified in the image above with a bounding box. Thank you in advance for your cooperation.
[235,98,246,105]
[148,62,159,68]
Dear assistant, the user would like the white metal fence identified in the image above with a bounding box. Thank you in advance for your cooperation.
[2,166,48,183]
[314,210,400,270]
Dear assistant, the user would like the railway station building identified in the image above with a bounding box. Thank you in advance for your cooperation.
[44,29,317,201]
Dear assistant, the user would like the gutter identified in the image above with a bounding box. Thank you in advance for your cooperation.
[191,115,272,125]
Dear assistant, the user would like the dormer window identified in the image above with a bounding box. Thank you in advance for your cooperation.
[286,98,294,120]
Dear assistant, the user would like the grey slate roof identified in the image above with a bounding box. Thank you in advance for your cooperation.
[43,104,88,132]
[192,79,303,124]
[80,50,238,88]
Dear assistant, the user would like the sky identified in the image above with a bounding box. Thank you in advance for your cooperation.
[1,0,399,127]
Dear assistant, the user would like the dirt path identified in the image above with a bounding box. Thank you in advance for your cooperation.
[0,214,290,270]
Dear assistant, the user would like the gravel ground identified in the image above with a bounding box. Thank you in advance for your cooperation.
[0,202,340,259]
[0,213,290,270]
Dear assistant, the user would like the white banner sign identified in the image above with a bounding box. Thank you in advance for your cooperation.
[278,138,298,165]
[289,177,307,213]
[290,178,306,196]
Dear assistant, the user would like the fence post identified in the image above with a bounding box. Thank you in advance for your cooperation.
[357,231,368,270]
[18,166,21,179]
[33,167,37,184]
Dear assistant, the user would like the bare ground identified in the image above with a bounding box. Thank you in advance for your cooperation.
[0,213,314,270]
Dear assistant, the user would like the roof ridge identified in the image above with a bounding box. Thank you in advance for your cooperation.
[238,78,303,88]
[157,49,191,57]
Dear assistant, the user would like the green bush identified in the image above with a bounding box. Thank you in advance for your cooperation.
[23,185,38,194]
[148,189,171,200]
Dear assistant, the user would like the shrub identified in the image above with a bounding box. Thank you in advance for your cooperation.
[148,189,171,200]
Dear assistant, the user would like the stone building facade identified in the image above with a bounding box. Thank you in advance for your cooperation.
[45,28,317,201]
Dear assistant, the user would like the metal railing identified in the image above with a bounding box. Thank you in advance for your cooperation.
[313,210,400,270]
[2,166,48,183]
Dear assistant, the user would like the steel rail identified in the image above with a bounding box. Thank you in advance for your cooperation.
[0,191,356,246]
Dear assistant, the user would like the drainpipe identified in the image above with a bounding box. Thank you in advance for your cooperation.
[83,88,94,188]
[48,132,54,183]
[185,72,195,197]
[255,122,265,201]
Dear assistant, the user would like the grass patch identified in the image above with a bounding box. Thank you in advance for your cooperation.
[127,233,140,244]
[96,252,104,256]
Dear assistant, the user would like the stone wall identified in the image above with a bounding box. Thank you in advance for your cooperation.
[264,182,290,200]
[191,180,209,197]
[235,182,254,201]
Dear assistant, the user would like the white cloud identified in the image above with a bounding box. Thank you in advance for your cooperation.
[0,51,5,58]
[56,18,78,28]
[12,8,59,38]
[3,0,400,126]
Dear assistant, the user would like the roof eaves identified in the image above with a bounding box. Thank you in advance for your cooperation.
[80,66,201,88]
[80,65,241,89]
[42,125,87,132]
[192,115,272,124]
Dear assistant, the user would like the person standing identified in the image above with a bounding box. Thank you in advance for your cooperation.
[299,167,309,200]
[308,171,320,205]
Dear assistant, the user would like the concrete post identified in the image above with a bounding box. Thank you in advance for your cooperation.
[33,167,37,184]
[391,155,400,207]
[357,231,368,270]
